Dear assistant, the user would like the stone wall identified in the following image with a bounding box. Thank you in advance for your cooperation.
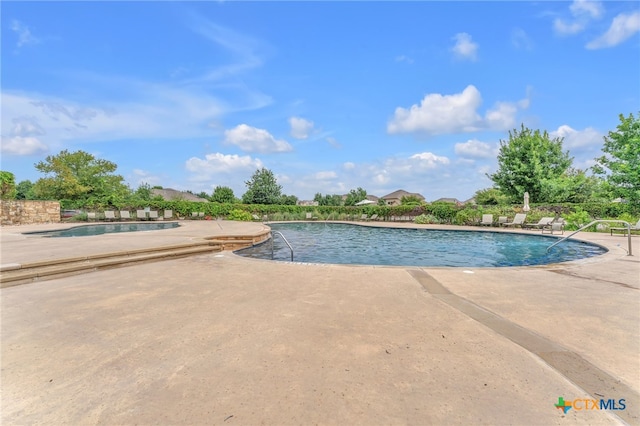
[1,200,61,226]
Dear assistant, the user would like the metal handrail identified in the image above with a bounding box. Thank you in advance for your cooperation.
[546,220,632,256]
[271,231,294,261]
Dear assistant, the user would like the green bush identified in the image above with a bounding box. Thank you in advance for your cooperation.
[226,209,253,221]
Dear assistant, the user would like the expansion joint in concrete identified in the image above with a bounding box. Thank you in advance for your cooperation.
[406,268,639,425]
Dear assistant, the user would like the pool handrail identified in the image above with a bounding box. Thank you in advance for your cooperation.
[271,231,294,261]
[547,220,632,256]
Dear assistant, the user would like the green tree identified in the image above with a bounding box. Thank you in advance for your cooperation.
[343,187,367,206]
[32,150,130,206]
[16,180,37,200]
[0,171,17,200]
[400,195,423,205]
[314,192,343,206]
[592,112,640,205]
[474,187,509,205]
[280,194,299,205]
[488,125,572,203]
[540,168,606,203]
[211,186,236,203]
[242,168,282,204]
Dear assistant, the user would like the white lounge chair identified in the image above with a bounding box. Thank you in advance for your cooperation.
[498,216,508,227]
[149,210,158,220]
[306,212,318,220]
[610,219,640,236]
[136,210,147,220]
[87,212,97,221]
[503,213,527,228]
[524,217,554,230]
[163,210,173,220]
[542,218,565,235]
[480,214,493,226]
[104,211,116,221]
[120,211,131,220]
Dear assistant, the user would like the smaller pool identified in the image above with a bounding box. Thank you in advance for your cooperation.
[24,222,180,238]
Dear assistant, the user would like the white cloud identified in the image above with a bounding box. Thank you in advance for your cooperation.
[387,85,528,136]
[451,33,478,61]
[554,0,604,35]
[11,20,40,48]
[326,137,342,149]
[454,139,495,158]
[1,88,227,155]
[185,152,263,179]
[223,124,292,153]
[395,55,414,64]
[550,125,602,149]
[511,28,533,50]
[131,169,163,187]
[571,0,604,19]
[409,152,451,168]
[341,162,356,172]
[0,136,48,155]
[586,11,640,49]
[289,117,314,139]
[314,171,337,180]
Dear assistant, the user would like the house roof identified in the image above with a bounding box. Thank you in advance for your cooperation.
[381,189,425,200]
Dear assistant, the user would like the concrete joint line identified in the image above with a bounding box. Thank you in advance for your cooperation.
[407,268,639,425]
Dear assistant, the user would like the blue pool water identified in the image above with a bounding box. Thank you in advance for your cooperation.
[235,222,607,267]
[24,222,180,238]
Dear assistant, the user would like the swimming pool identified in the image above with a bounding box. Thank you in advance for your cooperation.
[24,222,180,238]
[235,222,607,267]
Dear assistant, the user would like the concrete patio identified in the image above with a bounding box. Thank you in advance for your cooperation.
[1,220,638,425]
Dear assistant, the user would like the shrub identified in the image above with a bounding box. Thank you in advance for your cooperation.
[226,209,253,221]
[414,214,439,224]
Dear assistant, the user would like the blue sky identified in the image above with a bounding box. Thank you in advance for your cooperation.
[2,1,639,202]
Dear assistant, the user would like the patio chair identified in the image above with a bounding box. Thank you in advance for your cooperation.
[610,218,640,236]
[369,214,379,221]
[163,210,173,220]
[104,211,116,221]
[542,218,565,235]
[120,211,131,220]
[503,213,527,228]
[306,212,318,220]
[87,212,97,221]
[136,210,147,220]
[498,216,508,227]
[524,217,554,230]
[360,214,369,221]
[148,210,158,220]
[480,214,493,226]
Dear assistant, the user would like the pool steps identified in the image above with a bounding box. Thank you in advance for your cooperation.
[0,235,263,288]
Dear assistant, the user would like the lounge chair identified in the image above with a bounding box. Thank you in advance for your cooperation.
[87,212,97,221]
[480,214,493,226]
[136,210,147,220]
[104,211,116,221]
[163,210,173,220]
[306,212,318,220]
[542,218,565,235]
[369,214,379,221]
[498,216,508,227]
[120,211,131,220]
[524,217,554,230]
[360,214,369,221]
[610,219,640,236]
[503,213,527,228]
[148,210,158,220]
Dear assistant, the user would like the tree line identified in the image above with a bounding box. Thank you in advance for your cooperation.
[1,112,638,210]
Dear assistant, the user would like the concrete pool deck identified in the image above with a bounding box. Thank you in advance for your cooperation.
[1,220,638,425]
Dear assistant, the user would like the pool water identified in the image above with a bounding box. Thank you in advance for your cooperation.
[235,222,607,267]
[25,222,180,238]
